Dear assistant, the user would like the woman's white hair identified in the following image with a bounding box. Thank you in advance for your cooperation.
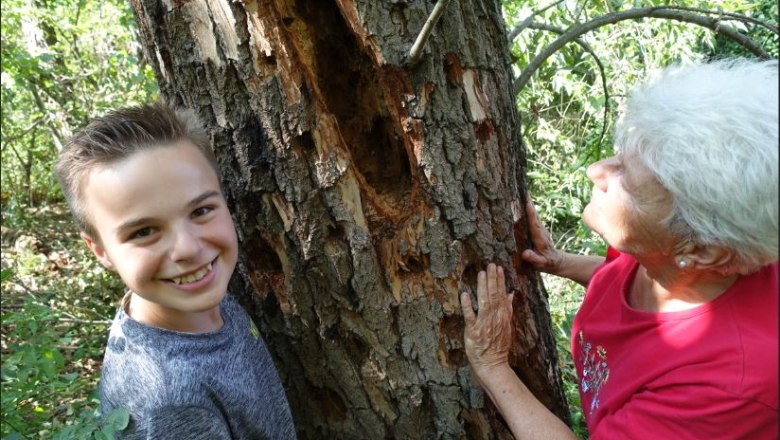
[615,58,778,270]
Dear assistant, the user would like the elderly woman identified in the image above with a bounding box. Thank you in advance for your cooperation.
[462,59,778,439]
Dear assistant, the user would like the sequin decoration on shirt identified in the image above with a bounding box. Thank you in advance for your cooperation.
[578,330,610,415]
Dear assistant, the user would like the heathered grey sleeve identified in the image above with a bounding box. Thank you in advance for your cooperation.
[145,406,233,440]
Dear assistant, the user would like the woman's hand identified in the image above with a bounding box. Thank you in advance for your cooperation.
[520,201,564,275]
[461,264,580,440]
[520,200,604,286]
[461,264,515,380]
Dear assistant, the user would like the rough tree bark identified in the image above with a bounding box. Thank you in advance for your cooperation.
[129,0,569,438]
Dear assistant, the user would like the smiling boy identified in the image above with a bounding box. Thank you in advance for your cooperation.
[55,103,296,439]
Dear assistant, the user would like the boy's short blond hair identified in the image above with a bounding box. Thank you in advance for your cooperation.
[55,102,220,241]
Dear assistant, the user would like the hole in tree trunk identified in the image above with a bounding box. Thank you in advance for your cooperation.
[292,0,413,211]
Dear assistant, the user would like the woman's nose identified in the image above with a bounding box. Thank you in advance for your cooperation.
[586,159,607,183]
[586,156,617,190]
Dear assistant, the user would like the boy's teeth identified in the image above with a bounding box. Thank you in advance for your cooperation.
[172,263,212,285]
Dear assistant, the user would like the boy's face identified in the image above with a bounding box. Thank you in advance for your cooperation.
[80,141,238,323]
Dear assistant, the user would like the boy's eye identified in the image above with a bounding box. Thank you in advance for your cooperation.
[192,206,214,218]
[130,227,154,240]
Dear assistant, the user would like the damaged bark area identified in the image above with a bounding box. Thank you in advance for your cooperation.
[129,0,568,438]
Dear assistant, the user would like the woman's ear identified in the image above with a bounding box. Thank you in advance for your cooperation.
[80,232,115,271]
[682,244,736,272]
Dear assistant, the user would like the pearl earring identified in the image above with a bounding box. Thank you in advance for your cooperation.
[678,259,688,269]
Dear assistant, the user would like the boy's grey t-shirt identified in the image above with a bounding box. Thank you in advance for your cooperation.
[99,293,296,440]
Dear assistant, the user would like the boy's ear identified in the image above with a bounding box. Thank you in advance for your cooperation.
[80,232,115,271]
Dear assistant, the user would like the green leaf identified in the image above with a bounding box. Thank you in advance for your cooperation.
[94,431,112,440]
[104,407,130,430]
[0,268,12,282]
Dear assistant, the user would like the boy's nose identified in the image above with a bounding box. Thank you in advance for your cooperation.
[170,228,202,262]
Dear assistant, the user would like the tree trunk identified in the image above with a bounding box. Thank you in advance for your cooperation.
[129,0,569,438]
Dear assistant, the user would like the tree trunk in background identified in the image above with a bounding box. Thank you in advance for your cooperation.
[129,0,569,437]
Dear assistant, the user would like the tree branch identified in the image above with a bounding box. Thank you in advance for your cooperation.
[29,83,66,151]
[662,5,779,35]
[507,0,565,42]
[56,312,112,326]
[526,22,611,148]
[407,0,455,66]
[8,279,112,324]
[1,117,46,145]
[5,136,29,166]
[513,7,771,95]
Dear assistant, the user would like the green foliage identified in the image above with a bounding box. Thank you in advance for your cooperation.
[1,5,156,432]
[503,0,777,436]
[1,206,126,438]
[49,406,130,440]
[546,274,587,437]
[0,0,158,218]
[697,0,779,59]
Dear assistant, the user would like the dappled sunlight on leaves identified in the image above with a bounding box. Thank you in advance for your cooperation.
[2,204,124,438]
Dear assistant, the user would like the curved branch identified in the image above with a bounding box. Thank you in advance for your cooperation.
[662,5,779,35]
[513,7,771,95]
[526,22,611,148]
[507,0,565,42]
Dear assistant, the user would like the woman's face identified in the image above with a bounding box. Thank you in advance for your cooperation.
[582,153,676,256]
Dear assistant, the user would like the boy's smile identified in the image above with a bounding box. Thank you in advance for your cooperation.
[80,141,238,332]
[168,260,214,285]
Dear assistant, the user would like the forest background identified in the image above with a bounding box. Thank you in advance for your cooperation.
[1,0,777,438]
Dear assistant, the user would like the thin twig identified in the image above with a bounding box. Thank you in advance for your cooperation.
[69,303,113,319]
[407,0,455,66]
[55,305,111,324]
[526,22,611,148]
[8,280,112,323]
[57,317,112,325]
[29,83,66,151]
[11,279,39,297]
[1,117,47,145]
[0,302,26,310]
[507,0,566,42]
[4,138,29,167]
